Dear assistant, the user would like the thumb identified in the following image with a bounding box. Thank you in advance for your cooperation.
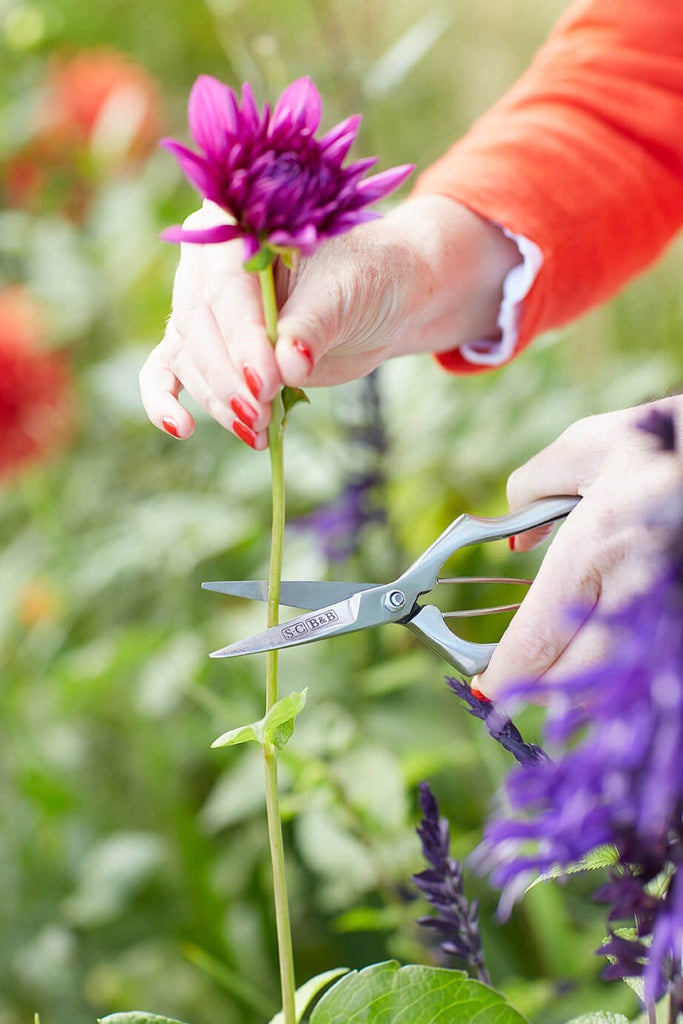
[274,276,342,386]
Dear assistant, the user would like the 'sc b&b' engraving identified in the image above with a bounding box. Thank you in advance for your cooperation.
[281,609,339,641]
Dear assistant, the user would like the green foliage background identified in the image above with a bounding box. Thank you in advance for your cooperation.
[1,0,682,1021]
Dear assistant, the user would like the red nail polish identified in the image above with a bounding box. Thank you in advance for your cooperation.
[162,417,181,438]
[233,419,258,449]
[508,536,516,551]
[243,365,263,400]
[230,395,258,429]
[471,686,491,703]
[292,338,314,373]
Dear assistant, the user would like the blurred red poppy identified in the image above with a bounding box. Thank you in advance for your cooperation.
[3,48,162,214]
[0,287,74,480]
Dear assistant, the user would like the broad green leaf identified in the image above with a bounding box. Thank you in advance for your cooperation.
[211,721,262,749]
[99,1015,188,1024]
[264,688,308,749]
[566,1014,630,1024]
[282,386,310,424]
[211,690,307,751]
[526,845,618,890]
[269,967,349,1024]
[310,961,529,1024]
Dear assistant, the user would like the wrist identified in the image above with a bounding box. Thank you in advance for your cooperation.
[387,195,523,359]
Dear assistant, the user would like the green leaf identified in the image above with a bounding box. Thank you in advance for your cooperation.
[243,246,275,272]
[98,1015,188,1024]
[281,386,310,425]
[309,961,529,1024]
[264,688,308,749]
[272,245,296,269]
[269,967,349,1024]
[211,689,307,751]
[565,1014,630,1024]
[211,720,263,749]
[526,845,618,890]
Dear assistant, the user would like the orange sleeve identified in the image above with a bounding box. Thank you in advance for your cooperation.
[412,0,683,373]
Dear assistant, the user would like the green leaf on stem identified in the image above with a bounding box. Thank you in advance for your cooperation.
[281,386,310,425]
[272,245,296,269]
[264,687,308,749]
[98,1015,188,1024]
[309,961,529,1024]
[526,845,619,890]
[244,246,275,273]
[269,967,349,1024]
[211,689,308,750]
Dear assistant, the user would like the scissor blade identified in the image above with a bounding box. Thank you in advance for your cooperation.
[202,579,374,610]
[210,592,365,658]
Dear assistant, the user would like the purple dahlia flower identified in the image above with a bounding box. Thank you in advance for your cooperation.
[161,75,413,259]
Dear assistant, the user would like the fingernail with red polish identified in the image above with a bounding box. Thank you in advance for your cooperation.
[471,686,491,704]
[243,365,262,400]
[230,395,258,429]
[162,417,181,438]
[292,338,314,373]
[233,419,258,449]
[508,536,516,551]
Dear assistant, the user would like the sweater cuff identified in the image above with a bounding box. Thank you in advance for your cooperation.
[457,226,543,367]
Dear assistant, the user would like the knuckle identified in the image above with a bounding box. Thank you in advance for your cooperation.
[509,621,561,676]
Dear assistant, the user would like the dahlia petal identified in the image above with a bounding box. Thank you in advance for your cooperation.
[188,74,239,158]
[271,76,322,136]
[160,138,222,200]
[324,210,380,235]
[353,163,414,203]
[240,234,261,262]
[319,114,361,160]
[269,223,319,254]
[239,81,261,134]
[161,223,242,245]
[339,155,379,181]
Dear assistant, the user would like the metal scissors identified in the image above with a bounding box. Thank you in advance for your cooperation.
[203,495,580,677]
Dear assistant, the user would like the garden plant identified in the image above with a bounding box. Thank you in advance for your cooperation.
[1,2,682,1023]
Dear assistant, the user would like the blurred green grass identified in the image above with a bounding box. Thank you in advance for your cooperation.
[1,0,681,1021]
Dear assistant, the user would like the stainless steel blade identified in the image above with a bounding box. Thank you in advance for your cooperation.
[202,579,374,609]
[210,593,364,658]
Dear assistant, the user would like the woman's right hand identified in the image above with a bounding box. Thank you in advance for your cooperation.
[139,194,522,448]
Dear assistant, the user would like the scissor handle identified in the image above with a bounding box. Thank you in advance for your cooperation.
[398,495,580,597]
[405,605,497,677]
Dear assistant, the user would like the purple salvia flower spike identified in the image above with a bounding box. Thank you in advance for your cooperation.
[412,781,491,985]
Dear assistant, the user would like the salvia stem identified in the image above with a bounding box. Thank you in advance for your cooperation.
[259,259,296,1024]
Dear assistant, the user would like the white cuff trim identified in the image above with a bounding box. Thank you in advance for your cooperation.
[458,227,543,367]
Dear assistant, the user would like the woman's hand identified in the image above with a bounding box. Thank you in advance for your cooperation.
[139,194,521,448]
[474,400,682,699]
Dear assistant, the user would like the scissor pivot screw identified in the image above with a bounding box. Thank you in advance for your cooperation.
[384,589,406,612]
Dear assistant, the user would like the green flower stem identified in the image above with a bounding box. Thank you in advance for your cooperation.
[258,260,296,1024]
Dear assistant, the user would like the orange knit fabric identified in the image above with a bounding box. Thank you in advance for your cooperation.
[413,0,683,373]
